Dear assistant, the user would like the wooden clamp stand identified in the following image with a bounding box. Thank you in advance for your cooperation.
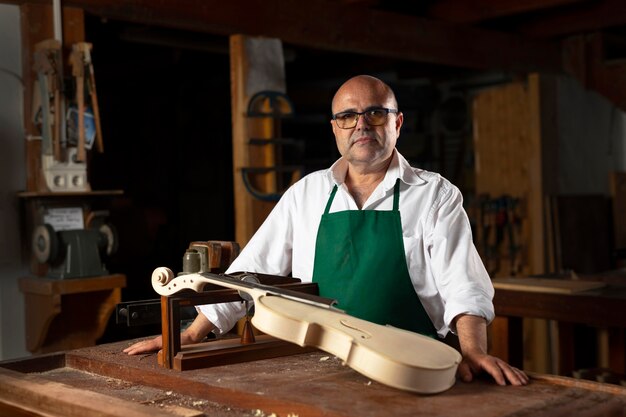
[158,241,318,371]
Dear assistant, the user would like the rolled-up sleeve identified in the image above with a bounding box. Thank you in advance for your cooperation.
[196,301,246,336]
[427,184,495,333]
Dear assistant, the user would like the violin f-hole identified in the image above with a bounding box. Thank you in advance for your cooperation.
[339,319,372,339]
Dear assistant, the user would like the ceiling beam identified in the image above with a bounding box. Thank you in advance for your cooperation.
[427,0,589,24]
[9,0,562,72]
[515,0,626,38]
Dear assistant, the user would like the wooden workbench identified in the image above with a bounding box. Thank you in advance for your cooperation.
[493,272,626,376]
[1,339,625,417]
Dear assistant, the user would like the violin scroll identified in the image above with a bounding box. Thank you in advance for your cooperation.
[152,267,250,296]
[152,266,174,286]
[152,266,176,295]
[152,266,207,296]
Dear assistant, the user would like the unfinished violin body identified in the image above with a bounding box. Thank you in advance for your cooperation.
[152,267,462,394]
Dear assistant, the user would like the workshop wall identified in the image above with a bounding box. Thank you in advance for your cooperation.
[555,76,626,274]
[0,4,29,361]
[557,76,626,195]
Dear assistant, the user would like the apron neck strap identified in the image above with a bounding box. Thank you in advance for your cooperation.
[393,178,401,211]
[324,185,339,214]
[324,179,401,214]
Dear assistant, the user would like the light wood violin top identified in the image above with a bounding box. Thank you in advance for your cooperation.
[152,267,462,394]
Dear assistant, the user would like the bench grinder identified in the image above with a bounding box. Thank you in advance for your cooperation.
[32,215,118,279]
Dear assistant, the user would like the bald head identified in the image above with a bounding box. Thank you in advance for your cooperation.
[331,75,398,114]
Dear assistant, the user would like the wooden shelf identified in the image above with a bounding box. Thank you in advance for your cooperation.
[19,274,127,296]
[18,190,124,198]
[19,274,126,354]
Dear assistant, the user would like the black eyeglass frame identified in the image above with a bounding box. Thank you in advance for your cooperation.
[331,108,399,129]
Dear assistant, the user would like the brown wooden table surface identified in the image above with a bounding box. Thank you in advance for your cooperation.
[2,339,626,417]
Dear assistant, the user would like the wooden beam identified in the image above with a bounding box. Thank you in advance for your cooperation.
[564,33,626,112]
[427,0,589,24]
[229,35,286,245]
[516,0,626,38]
[9,0,562,72]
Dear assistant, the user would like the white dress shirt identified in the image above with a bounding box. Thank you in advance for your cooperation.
[197,150,494,338]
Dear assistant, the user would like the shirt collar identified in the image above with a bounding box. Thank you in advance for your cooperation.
[328,149,428,190]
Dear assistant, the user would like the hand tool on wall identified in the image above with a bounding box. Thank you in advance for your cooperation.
[243,91,303,201]
[84,44,104,153]
[70,44,86,162]
[69,42,105,160]
[479,195,524,277]
[33,39,63,161]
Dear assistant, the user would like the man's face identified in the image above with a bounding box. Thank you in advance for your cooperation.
[331,79,403,169]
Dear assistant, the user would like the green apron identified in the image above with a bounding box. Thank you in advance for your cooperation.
[312,179,437,338]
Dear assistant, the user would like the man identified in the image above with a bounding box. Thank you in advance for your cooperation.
[125,75,528,386]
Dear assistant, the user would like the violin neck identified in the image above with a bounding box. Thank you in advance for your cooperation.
[196,272,339,310]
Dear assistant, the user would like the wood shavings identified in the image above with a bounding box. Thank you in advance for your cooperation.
[252,410,290,417]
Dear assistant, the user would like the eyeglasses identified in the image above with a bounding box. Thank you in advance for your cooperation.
[332,108,398,129]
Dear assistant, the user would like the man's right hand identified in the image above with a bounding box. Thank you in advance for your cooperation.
[123,335,163,355]
[122,313,216,355]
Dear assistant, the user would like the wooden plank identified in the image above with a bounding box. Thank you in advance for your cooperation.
[19,274,126,296]
[0,367,181,417]
[12,0,562,73]
[229,35,285,245]
[492,277,606,294]
[609,172,626,250]
[494,286,626,328]
[160,295,174,369]
[18,190,124,198]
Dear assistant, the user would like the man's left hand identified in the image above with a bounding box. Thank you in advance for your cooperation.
[458,351,529,386]
[454,314,529,386]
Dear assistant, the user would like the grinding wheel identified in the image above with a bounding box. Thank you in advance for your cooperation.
[98,223,118,256]
[32,223,59,263]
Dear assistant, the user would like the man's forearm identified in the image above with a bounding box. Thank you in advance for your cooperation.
[454,314,488,356]
[181,313,216,344]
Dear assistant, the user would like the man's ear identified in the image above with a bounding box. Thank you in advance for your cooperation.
[395,112,404,135]
[331,119,338,136]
